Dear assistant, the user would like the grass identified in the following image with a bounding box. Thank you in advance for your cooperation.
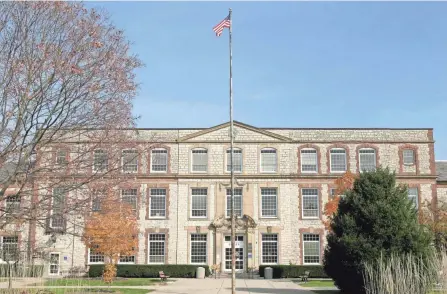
[42,278,159,287]
[299,280,335,288]
[0,289,152,294]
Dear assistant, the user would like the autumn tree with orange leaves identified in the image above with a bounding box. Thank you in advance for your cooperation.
[323,171,357,229]
[83,191,138,283]
[421,198,447,251]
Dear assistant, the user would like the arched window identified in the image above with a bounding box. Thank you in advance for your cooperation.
[151,148,168,172]
[226,148,242,172]
[300,148,318,173]
[260,148,277,172]
[359,148,376,172]
[330,148,346,172]
[191,148,208,172]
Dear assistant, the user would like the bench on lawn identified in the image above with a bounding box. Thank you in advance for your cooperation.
[299,271,310,282]
[159,271,170,281]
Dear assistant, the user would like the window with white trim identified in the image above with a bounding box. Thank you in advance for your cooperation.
[260,148,277,172]
[191,188,207,218]
[121,189,137,211]
[51,187,65,229]
[261,188,277,218]
[303,234,320,264]
[190,234,207,264]
[88,245,104,264]
[49,253,60,275]
[0,236,19,262]
[408,187,418,209]
[302,188,319,218]
[5,195,20,214]
[119,255,136,264]
[56,150,68,166]
[191,149,208,172]
[122,149,138,173]
[226,188,242,218]
[330,149,347,172]
[93,149,108,171]
[403,149,415,165]
[359,148,376,172]
[301,148,318,173]
[261,234,278,264]
[149,188,166,218]
[148,234,165,264]
[226,149,242,172]
[151,149,168,172]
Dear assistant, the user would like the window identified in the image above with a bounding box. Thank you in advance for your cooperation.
[303,234,320,264]
[226,188,242,218]
[91,189,105,212]
[0,236,18,261]
[330,188,345,199]
[88,245,104,264]
[302,188,319,219]
[260,148,277,172]
[49,253,60,275]
[122,150,138,173]
[51,187,65,229]
[191,188,207,218]
[56,150,68,166]
[148,234,166,264]
[408,187,418,209]
[330,149,347,172]
[119,255,135,264]
[403,149,415,165]
[226,149,242,172]
[5,195,20,214]
[261,234,278,264]
[93,149,108,171]
[191,149,208,172]
[121,189,137,211]
[261,188,277,218]
[149,188,166,218]
[190,234,207,264]
[151,149,168,172]
[359,148,376,172]
[301,149,318,173]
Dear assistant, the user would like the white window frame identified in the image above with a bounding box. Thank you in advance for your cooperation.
[121,149,138,173]
[403,149,415,166]
[301,188,319,219]
[303,234,321,265]
[226,148,243,173]
[49,252,60,276]
[190,188,208,218]
[260,188,278,218]
[300,148,318,173]
[148,233,166,264]
[408,187,419,209]
[93,149,108,172]
[190,233,207,265]
[150,148,168,173]
[121,188,137,211]
[330,148,347,173]
[56,150,68,166]
[118,255,136,264]
[359,148,377,172]
[88,247,105,264]
[0,236,19,262]
[261,234,278,265]
[260,148,277,173]
[149,188,167,219]
[226,188,243,218]
[50,187,65,229]
[191,148,208,173]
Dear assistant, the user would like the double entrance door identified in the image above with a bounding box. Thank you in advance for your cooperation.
[223,235,244,271]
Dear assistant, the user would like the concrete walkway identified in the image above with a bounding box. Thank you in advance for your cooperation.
[150,278,318,294]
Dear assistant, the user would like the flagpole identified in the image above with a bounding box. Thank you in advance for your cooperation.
[228,7,236,294]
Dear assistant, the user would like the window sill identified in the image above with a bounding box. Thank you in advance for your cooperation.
[150,170,168,173]
[149,217,167,220]
[302,217,320,220]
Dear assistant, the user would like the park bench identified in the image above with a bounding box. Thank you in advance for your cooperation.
[299,271,310,282]
[159,271,170,281]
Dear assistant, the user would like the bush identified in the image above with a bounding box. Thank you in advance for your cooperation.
[323,167,434,294]
[258,265,328,278]
[88,264,211,278]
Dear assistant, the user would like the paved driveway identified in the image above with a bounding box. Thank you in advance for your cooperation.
[151,278,316,294]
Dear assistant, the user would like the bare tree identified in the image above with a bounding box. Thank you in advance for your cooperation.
[0,1,143,237]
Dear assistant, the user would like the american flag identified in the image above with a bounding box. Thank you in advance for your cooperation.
[213,15,230,37]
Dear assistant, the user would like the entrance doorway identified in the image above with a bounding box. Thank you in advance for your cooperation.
[223,235,244,271]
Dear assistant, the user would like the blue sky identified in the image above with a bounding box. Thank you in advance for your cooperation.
[87,2,447,159]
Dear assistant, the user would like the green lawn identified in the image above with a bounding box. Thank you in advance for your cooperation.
[43,278,159,287]
[299,280,335,288]
[1,289,152,294]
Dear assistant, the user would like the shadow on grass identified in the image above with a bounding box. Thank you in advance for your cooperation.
[235,288,322,294]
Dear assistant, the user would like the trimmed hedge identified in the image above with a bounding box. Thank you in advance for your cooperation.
[258,265,328,279]
[88,264,211,278]
[0,264,44,277]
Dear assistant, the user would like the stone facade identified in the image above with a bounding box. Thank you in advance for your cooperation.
[3,121,440,276]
